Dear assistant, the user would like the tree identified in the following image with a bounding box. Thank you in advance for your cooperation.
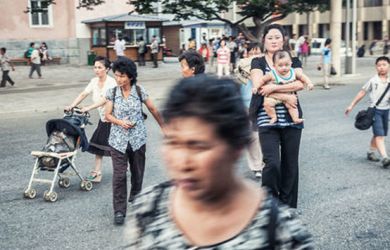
[129,0,329,41]
[25,1,329,41]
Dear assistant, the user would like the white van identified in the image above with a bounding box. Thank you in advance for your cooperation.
[310,38,351,55]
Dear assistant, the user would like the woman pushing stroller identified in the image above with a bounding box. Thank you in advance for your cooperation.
[65,56,116,182]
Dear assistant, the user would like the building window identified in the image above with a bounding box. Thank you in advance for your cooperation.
[147,28,161,44]
[364,0,382,7]
[92,28,107,46]
[29,0,52,26]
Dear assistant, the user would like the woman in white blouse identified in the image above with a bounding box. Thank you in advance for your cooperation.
[65,56,116,182]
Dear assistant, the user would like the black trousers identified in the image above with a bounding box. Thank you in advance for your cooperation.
[138,53,146,66]
[1,70,14,87]
[29,63,41,77]
[258,126,302,208]
[151,53,158,67]
[111,144,146,214]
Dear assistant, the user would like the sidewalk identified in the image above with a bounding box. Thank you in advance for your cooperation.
[0,61,182,114]
[0,55,376,114]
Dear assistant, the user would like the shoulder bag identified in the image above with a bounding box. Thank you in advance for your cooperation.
[355,83,390,130]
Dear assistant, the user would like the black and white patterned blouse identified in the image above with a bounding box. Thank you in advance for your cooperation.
[121,182,314,249]
[105,85,148,153]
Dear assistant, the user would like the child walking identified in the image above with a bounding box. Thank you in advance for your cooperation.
[253,50,313,124]
[345,56,390,168]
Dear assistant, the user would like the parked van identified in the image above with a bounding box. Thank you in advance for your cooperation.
[310,38,351,55]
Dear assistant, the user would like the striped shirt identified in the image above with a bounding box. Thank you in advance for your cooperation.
[250,57,303,129]
[217,47,230,64]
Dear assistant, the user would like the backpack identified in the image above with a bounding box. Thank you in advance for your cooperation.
[24,50,29,58]
[234,57,253,84]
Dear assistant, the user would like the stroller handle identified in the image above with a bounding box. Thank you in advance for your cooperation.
[64,107,90,118]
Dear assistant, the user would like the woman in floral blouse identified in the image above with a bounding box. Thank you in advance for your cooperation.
[122,76,313,249]
[104,57,164,225]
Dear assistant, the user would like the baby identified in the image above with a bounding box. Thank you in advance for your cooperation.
[254,50,313,124]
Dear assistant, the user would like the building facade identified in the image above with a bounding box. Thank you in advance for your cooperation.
[0,0,132,64]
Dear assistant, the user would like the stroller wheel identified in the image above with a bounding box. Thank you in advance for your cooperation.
[80,180,93,191]
[23,188,37,199]
[58,177,71,188]
[43,191,58,202]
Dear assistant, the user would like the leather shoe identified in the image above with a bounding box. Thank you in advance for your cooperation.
[114,211,125,225]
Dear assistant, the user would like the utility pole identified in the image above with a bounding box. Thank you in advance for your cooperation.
[330,0,342,76]
[351,0,357,74]
[345,0,352,74]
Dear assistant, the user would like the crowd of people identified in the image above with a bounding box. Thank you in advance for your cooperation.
[6,22,389,248]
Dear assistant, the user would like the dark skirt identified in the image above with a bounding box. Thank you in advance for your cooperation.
[88,120,111,157]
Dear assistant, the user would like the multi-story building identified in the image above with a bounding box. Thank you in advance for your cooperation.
[0,0,135,64]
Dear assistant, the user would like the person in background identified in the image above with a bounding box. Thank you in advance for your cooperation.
[150,35,159,68]
[178,51,205,78]
[114,35,126,59]
[237,43,264,178]
[207,39,215,70]
[123,76,314,249]
[228,36,238,71]
[137,37,146,66]
[299,37,310,66]
[39,42,51,65]
[25,42,35,61]
[345,56,390,168]
[216,39,230,78]
[369,40,377,56]
[288,34,297,56]
[65,56,117,182]
[187,38,197,51]
[357,44,366,58]
[0,47,15,87]
[198,43,210,64]
[29,44,42,79]
[319,38,332,89]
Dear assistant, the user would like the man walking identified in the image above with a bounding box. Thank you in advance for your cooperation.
[114,35,126,59]
[0,47,15,87]
[29,44,42,79]
[150,36,159,68]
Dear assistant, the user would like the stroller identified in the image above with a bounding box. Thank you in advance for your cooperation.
[24,108,93,202]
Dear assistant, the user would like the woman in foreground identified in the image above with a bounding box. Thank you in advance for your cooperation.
[122,75,313,249]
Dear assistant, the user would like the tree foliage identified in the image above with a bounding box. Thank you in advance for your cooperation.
[129,0,329,41]
[25,0,329,41]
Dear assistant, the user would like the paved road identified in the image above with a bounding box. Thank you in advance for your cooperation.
[1,57,390,249]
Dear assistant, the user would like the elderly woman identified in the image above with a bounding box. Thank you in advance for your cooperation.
[250,24,305,210]
[104,57,164,225]
[66,56,116,182]
[123,76,313,249]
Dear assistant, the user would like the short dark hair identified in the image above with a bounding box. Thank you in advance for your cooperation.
[325,38,332,46]
[30,42,35,47]
[94,56,111,70]
[376,56,390,64]
[1,47,6,53]
[163,75,251,149]
[272,50,292,63]
[178,51,205,75]
[112,57,137,85]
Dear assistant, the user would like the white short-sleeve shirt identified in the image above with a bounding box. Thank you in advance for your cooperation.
[84,75,117,121]
[362,74,390,110]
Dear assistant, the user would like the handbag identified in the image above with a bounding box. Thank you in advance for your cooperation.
[355,83,390,130]
[330,65,337,75]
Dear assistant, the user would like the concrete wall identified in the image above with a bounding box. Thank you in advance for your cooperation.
[0,0,76,40]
